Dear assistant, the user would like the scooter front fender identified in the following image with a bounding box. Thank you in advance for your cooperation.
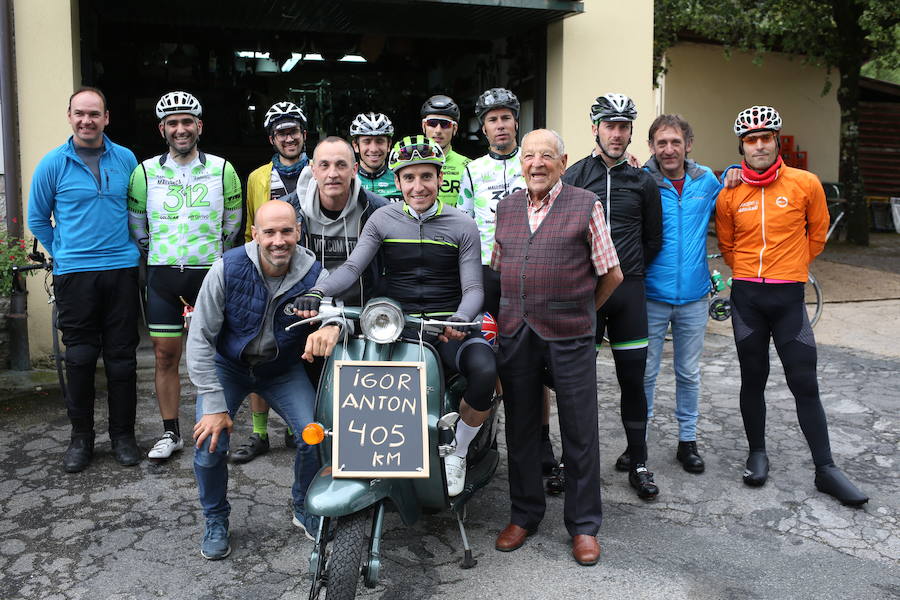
[305,466,422,526]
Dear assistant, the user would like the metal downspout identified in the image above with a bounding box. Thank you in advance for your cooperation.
[1,0,20,237]
[1,0,30,370]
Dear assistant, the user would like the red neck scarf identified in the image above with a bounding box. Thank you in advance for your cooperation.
[741,155,783,187]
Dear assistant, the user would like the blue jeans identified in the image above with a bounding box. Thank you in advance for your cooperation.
[643,298,708,442]
[194,360,318,520]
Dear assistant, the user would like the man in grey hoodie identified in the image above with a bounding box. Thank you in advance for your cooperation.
[287,135,388,305]
[188,200,345,560]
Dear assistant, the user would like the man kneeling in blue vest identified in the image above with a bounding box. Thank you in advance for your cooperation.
[187,200,346,560]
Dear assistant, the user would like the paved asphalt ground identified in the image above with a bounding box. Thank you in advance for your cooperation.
[1,235,898,600]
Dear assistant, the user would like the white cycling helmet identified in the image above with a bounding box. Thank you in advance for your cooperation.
[156,91,202,120]
[264,101,308,131]
[734,106,782,137]
[590,93,637,123]
[350,112,394,138]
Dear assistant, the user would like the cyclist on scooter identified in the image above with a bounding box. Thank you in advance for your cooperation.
[296,135,496,497]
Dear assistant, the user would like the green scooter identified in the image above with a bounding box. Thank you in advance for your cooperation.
[290,297,500,600]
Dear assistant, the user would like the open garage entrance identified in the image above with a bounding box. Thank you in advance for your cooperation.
[77,0,582,178]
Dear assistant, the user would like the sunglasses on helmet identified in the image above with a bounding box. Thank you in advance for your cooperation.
[395,141,439,162]
[481,90,514,105]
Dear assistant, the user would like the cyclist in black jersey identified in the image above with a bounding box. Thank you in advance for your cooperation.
[562,93,663,500]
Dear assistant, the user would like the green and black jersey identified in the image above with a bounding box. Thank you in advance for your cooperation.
[438,148,471,208]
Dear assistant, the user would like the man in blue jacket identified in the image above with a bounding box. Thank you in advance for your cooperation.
[28,87,142,473]
[643,114,722,473]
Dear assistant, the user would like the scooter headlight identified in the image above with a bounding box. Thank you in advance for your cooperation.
[359,298,405,344]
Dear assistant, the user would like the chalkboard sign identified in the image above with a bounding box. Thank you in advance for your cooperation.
[332,360,429,478]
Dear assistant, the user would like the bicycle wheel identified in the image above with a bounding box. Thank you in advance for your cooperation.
[806,273,823,328]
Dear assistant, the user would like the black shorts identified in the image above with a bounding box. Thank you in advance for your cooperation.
[482,264,501,318]
[146,266,209,338]
[595,277,649,351]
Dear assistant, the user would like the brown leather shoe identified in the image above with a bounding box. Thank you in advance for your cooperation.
[495,523,534,552]
[572,534,601,566]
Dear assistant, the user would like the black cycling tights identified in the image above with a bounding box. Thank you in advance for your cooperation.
[597,278,650,465]
[730,281,833,468]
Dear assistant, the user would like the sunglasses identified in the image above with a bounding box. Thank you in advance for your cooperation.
[396,142,439,162]
[423,118,455,129]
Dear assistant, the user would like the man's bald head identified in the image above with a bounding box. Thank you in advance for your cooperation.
[254,199,297,228]
[313,136,356,164]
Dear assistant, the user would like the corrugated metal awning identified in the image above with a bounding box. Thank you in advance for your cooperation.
[86,0,583,39]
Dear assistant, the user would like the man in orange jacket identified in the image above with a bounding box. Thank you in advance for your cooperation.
[716,105,867,507]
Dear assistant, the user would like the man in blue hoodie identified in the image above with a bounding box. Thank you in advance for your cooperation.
[642,114,722,474]
[28,87,142,473]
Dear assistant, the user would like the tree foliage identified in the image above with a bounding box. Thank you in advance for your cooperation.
[655,1,900,83]
[654,0,900,245]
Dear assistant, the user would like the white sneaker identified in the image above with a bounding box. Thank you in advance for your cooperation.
[444,454,467,496]
[148,431,183,459]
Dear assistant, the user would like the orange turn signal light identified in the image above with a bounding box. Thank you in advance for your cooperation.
[302,422,326,445]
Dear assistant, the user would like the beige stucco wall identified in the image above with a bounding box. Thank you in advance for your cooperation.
[15,0,80,360]
[660,42,839,180]
[546,0,655,163]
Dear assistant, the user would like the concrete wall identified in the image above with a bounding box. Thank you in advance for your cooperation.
[546,0,655,163]
[660,42,839,180]
[15,0,80,360]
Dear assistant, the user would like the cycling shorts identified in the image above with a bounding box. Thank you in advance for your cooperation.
[146,266,208,338]
[595,276,649,351]
[482,265,501,318]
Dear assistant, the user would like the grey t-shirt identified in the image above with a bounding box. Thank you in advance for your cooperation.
[242,273,290,364]
[75,145,104,185]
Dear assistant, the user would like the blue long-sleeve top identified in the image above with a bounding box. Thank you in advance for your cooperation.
[27,134,140,275]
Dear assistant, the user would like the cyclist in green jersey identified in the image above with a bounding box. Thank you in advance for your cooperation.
[351,112,401,201]
[420,95,471,207]
[128,91,242,461]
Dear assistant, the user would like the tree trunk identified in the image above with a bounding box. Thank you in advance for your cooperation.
[833,0,868,246]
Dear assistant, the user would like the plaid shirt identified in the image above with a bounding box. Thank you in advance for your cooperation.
[491,179,619,276]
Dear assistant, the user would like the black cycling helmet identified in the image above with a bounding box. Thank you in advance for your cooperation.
[590,93,637,123]
[475,88,520,123]
[421,95,460,121]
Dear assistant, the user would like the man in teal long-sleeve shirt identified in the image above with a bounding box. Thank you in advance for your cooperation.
[27,87,142,474]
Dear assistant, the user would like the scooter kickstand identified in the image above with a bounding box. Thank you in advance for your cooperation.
[456,510,477,569]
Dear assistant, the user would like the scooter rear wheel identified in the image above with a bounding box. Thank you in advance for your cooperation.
[324,510,369,600]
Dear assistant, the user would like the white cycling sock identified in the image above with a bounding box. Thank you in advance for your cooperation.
[452,420,482,458]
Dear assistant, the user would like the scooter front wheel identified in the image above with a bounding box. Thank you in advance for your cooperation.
[324,509,369,600]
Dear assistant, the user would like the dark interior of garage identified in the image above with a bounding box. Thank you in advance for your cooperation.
[75,0,581,180]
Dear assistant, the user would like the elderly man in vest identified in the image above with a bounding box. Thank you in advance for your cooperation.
[491,129,623,566]
[187,200,345,561]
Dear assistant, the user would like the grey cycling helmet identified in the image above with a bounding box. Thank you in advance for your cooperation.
[156,91,202,119]
[264,101,308,132]
[421,95,460,121]
[350,112,394,138]
[590,93,637,123]
[734,105,783,137]
[475,88,520,123]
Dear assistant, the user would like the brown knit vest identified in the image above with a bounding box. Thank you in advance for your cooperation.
[495,184,598,341]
